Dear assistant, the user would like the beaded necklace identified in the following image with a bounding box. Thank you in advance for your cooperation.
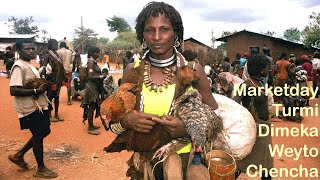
[139,47,188,114]
[143,61,177,92]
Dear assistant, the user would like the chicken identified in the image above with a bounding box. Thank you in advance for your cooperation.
[25,78,51,113]
[175,65,199,97]
[153,89,223,159]
[102,82,170,152]
[100,83,138,130]
[175,89,222,149]
[104,65,203,153]
[164,65,221,153]
[25,78,50,90]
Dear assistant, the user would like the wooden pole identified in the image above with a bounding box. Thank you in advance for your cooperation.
[81,16,84,54]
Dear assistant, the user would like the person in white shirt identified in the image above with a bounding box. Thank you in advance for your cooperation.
[57,42,73,105]
[9,39,58,178]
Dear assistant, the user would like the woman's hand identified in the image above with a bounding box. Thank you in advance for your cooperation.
[151,115,187,138]
[121,110,157,133]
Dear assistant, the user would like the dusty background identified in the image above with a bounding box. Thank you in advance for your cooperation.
[0,61,319,180]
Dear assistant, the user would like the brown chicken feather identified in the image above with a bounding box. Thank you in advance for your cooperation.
[25,78,51,89]
[104,65,201,153]
[24,78,51,114]
[100,83,138,130]
[176,65,199,97]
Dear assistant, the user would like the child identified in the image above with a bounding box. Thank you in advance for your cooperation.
[102,68,114,99]
[115,62,121,71]
[113,78,121,92]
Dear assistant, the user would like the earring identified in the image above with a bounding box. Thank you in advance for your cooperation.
[141,38,147,50]
[174,36,180,48]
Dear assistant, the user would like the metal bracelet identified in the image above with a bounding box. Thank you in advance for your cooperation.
[110,122,126,135]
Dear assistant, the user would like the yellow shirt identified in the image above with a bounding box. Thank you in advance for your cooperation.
[142,84,175,116]
[142,83,191,154]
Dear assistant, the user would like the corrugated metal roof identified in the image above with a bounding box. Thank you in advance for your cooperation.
[0,34,36,39]
[216,29,301,43]
[184,37,213,49]
[216,29,320,50]
[0,43,15,51]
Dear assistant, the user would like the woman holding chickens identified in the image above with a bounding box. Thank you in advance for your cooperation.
[109,2,219,179]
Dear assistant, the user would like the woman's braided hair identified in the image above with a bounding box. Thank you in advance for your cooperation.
[135,1,184,45]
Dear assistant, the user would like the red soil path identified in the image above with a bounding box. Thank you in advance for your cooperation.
[0,62,319,180]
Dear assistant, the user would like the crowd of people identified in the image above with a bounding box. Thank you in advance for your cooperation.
[5,1,319,180]
[206,47,320,122]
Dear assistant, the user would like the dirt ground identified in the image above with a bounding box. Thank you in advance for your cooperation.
[0,62,319,180]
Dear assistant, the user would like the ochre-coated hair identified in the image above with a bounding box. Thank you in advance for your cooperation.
[135,1,184,45]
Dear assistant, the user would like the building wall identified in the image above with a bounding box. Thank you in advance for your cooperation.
[225,33,317,62]
[0,38,17,43]
[0,38,47,55]
[226,33,272,61]
[34,43,48,55]
[183,41,223,66]
[270,40,315,60]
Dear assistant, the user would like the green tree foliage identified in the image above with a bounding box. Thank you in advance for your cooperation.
[99,37,109,45]
[106,15,132,33]
[107,31,139,49]
[261,31,276,37]
[302,12,320,48]
[73,27,98,53]
[217,30,237,50]
[221,30,236,37]
[6,16,40,35]
[283,27,301,42]
[40,30,50,43]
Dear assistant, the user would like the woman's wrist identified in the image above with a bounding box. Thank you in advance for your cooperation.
[110,121,126,134]
[120,118,127,129]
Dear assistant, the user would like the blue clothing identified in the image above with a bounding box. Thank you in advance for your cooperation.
[240,58,247,68]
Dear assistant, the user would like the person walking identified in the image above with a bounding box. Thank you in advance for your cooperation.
[275,52,291,102]
[8,39,58,179]
[57,41,73,105]
[4,46,15,78]
[41,39,66,122]
[81,46,105,135]
[103,52,110,69]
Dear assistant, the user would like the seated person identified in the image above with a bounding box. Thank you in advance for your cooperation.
[102,68,114,98]
[72,73,86,101]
